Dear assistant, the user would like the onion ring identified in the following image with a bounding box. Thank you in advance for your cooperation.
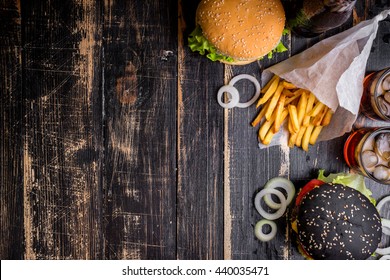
[382,218,390,236]
[254,219,277,242]
[254,188,287,220]
[376,220,390,255]
[263,177,295,209]
[228,74,261,108]
[376,246,390,256]
[377,196,390,236]
[217,85,240,109]
[377,195,390,213]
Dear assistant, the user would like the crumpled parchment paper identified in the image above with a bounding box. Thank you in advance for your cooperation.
[259,9,390,148]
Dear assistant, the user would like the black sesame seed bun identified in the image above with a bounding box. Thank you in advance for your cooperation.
[296,183,382,260]
[196,0,286,64]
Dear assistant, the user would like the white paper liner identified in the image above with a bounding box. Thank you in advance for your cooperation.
[258,9,390,149]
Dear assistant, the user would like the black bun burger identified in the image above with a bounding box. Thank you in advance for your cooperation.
[292,180,382,260]
[188,0,287,65]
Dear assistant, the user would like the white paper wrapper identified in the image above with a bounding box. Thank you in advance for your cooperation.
[259,9,390,149]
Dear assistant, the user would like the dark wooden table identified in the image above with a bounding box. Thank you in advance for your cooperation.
[1,0,390,260]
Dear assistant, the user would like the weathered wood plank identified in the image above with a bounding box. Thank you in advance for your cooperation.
[225,54,293,259]
[22,0,104,259]
[223,1,295,258]
[0,0,24,260]
[102,0,177,259]
[1,0,388,261]
[177,0,224,259]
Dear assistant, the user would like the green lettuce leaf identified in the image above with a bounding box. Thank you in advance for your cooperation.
[267,40,288,59]
[317,169,376,205]
[188,26,234,63]
[188,26,288,63]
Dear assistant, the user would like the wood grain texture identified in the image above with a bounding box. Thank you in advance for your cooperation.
[22,0,103,259]
[177,0,224,259]
[0,0,389,260]
[0,0,23,260]
[103,0,177,260]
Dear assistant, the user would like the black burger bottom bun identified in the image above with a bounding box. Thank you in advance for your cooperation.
[296,183,382,260]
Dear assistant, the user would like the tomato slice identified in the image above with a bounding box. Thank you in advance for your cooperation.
[295,179,324,206]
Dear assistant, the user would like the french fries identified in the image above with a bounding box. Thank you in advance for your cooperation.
[288,105,300,133]
[273,93,286,133]
[265,84,284,120]
[252,75,334,151]
[256,76,280,107]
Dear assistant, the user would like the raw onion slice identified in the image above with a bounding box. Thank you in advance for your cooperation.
[376,195,390,212]
[217,85,240,108]
[228,74,261,108]
[254,219,277,242]
[379,255,390,260]
[377,195,390,213]
[254,188,287,220]
[382,218,390,236]
[263,177,295,209]
[376,246,390,256]
[377,196,390,236]
[376,219,390,255]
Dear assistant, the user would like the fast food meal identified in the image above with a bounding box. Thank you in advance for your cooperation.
[253,171,387,260]
[188,0,287,65]
[252,75,333,150]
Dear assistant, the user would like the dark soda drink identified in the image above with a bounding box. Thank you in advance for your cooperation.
[289,0,357,38]
[360,68,390,121]
[344,127,390,185]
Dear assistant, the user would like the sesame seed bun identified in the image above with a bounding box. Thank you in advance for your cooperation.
[196,0,286,64]
[295,183,382,260]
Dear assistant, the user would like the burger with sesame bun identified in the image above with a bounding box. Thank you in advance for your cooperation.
[291,175,382,260]
[188,0,288,65]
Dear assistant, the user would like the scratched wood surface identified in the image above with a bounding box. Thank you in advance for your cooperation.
[0,0,390,260]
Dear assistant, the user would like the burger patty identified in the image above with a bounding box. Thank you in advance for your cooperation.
[297,184,382,260]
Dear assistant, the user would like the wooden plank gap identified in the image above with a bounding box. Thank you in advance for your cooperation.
[223,64,234,260]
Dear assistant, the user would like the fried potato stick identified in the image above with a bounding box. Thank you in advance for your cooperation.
[295,126,307,147]
[282,88,295,97]
[308,101,325,117]
[256,76,280,107]
[287,117,294,134]
[285,89,304,105]
[310,126,323,145]
[321,109,334,126]
[251,102,270,127]
[273,93,286,133]
[263,110,288,145]
[261,75,278,94]
[302,124,314,151]
[288,104,300,133]
[312,106,328,126]
[265,84,284,120]
[303,93,316,127]
[297,91,307,125]
[282,80,297,90]
[288,132,298,148]
[259,112,277,141]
